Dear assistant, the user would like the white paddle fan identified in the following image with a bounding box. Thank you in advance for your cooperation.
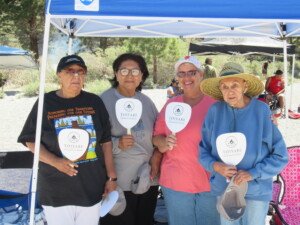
[115,98,142,134]
[165,102,192,149]
[216,132,246,181]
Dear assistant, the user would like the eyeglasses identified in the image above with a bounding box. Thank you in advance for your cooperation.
[63,68,86,77]
[176,70,198,78]
[118,68,141,76]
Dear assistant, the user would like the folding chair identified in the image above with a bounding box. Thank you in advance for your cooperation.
[269,146,300,225]
[0,151,45,224]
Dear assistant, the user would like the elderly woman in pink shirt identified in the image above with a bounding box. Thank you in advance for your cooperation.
[153,56,219,225]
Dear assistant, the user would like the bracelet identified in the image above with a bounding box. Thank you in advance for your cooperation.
[107,177,117,182]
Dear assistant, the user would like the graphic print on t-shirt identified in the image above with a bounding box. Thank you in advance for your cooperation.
[55,115,97,162]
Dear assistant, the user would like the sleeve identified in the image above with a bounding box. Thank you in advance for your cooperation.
[153,102,168,136]
[97,97,112,144]
[17,99,39,146]
[199,106,218,173]
[247,121,289,180]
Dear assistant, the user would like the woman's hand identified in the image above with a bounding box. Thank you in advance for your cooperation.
[53,158,78,177]
[213,162,237,179]
[233,170,252,185]
[103,180,117,197]
[150,149,163,181]
[165,133,177,150]
[118,135,134,150]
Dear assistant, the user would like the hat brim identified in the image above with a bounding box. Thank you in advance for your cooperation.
[200,73,264,100]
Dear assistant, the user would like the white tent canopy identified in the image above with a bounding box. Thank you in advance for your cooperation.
[28,1,300,224]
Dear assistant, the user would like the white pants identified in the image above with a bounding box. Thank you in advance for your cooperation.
[42,202,101,225]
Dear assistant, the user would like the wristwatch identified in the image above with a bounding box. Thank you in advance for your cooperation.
[107,177,117,182]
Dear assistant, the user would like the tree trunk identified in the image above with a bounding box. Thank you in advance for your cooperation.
[153,54,158,84]
[28,16,39,62]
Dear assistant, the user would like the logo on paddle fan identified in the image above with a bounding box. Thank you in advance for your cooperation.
[216,132,246,166]
[165,102,191,134]
[115,98,142,134]
[58,121,90,161]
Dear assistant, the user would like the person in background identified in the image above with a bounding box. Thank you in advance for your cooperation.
[203,57,217,79]
[18,55,117,225]
[167,78,181,98]
[262,60,271,78]
[100,53,162,225]
[200,62,288,225]
[153,56,219,225]
[265,69,285,115]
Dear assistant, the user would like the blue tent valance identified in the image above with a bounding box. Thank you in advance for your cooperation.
[46,0,300,38]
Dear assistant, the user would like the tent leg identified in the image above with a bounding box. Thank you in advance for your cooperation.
[283,39,288,118]
[289,54,295,109]
[68,36,73,55]
[29,15,51,225]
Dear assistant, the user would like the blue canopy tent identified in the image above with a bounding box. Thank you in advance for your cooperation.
[0,46,36,69]
[28,0,300,224]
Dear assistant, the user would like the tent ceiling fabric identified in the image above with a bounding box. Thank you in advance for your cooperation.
[46,0,300,38]
[0,46,37,69]
[189,38,296,55]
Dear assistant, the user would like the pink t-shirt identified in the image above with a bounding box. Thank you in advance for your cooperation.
[154,95,215,193]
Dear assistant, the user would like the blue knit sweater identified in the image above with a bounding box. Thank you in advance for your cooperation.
[200,98,288,201]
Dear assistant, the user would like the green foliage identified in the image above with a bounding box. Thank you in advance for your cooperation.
[0,90,4,99]
[22,81,39,97]
[0,0,44,60]
[84,79,112,95]
[0,72,7,88]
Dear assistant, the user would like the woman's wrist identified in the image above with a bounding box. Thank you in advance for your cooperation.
[107,177,117,182]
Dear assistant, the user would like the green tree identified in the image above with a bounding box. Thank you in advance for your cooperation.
[126,38,180,84]
[0,0,45,61]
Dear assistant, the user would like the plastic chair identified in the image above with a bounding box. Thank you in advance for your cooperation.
[269,146,300,225]
[0,151,45,224]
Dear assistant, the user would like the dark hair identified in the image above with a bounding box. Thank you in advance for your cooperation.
[111,53,149,91]
[275,69,283,75]
[170,78,177,86]
[205,58,212,64]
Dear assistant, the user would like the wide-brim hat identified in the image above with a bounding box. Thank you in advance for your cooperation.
[217,176,248,221]
[200,62,264,100]
[131,162,151,194]
[109,186,127,216]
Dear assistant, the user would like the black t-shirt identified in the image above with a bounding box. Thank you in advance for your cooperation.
[18,90,111,207]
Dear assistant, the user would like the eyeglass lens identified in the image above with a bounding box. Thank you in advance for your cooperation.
[176,70,197,78]
[119,68,141,76]
[64,69,86,76]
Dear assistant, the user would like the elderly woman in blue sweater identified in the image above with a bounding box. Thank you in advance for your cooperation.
[199,62,288,225]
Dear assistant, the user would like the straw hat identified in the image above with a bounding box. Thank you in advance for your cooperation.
[200,62,264,100]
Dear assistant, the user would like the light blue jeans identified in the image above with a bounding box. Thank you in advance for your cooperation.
[161,186,220,225]
[220,199,269,225]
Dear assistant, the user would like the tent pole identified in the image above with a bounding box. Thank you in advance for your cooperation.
[290,54,296,109]
[29,15,51,225]
[68,36,73,55]
[272,54,275,74]
[283,39,288,118]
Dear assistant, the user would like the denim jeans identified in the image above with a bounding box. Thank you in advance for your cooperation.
[161,186,220,225]
[220,199,269,225]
